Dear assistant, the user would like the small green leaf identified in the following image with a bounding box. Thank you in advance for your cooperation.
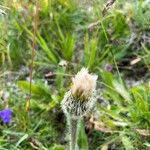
[113,80,131,102]
[16,134,28,147]
[61,33,76,61]
[84,34,98,69]
[88,39,97,69]
[37,32,58,63]
[17,81,51,99]
[122,136,134,150]
[23,26,57,63]
[143,143,150,148]
[39,0,49,15]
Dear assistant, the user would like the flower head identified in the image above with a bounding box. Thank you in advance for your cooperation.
[62,68,98,119]
[105,64,113,72]
[71,68,97,100]
[0,108,12,124]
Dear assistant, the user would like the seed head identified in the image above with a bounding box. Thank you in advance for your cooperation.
[71,68,97,100]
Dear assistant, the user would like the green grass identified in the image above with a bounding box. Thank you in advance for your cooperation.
[0,0,150,150]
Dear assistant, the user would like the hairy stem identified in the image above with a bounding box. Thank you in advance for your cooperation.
[68,117,79,150]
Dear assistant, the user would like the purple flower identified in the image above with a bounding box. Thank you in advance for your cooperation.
[0,108,12,124]
[105,64,113,72]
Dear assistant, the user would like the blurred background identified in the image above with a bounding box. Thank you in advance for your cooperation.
[0,0,150,149]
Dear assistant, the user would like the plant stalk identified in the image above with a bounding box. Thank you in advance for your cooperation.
[68,116,79,150]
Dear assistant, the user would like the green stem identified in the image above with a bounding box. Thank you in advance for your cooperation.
[68,116,79,150]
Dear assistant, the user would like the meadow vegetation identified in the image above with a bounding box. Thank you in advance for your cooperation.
[0,0,150,150]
